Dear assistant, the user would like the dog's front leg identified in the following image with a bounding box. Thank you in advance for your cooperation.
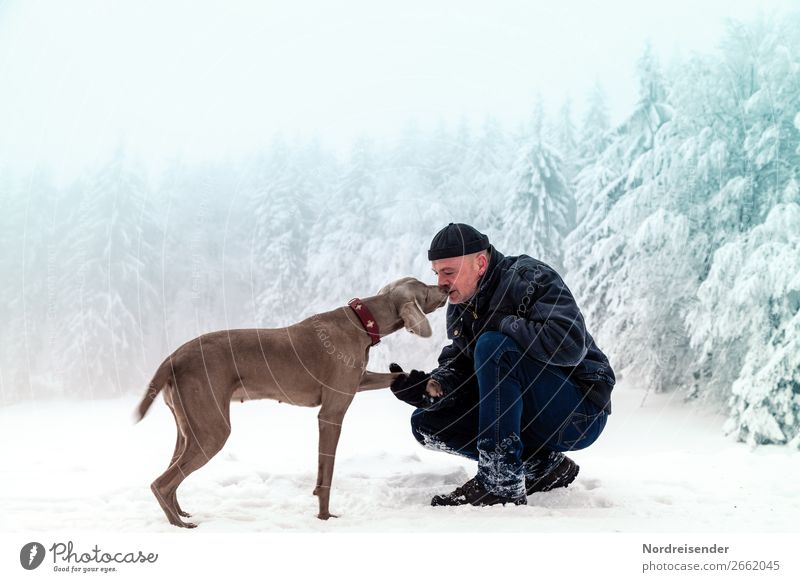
[357,371,402,392]
[313,392,354,520]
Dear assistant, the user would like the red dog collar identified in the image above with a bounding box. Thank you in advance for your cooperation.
[348,298,381,346]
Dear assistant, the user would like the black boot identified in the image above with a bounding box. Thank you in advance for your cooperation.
[524,452,579,494]
[431,477,527,507]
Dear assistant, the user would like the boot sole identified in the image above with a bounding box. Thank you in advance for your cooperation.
[431,490,528,507]
[431,496,527,507]
[431,495,467,507]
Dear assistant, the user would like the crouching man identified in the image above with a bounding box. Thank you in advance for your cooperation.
[390,223,615,507]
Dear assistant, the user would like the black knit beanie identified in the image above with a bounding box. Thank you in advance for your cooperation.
[428,223,490,260]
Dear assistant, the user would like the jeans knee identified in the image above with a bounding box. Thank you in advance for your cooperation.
[474,331,511,366]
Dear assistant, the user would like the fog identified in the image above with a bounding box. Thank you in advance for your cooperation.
[0,0,791,180]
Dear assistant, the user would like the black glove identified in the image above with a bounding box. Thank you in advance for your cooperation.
[389,363,431,407]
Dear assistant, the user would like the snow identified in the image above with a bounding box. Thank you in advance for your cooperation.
[2,378,797,533]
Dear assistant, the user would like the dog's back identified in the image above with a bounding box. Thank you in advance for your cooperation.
[135,307,367,420]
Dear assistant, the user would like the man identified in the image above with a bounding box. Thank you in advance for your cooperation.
[390,223,615,506]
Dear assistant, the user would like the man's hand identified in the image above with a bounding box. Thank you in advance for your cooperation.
[389,363,431,407]
[426,378,443,397]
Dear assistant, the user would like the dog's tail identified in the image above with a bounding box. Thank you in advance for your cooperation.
[135,357,175,423]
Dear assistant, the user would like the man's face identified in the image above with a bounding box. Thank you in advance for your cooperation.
[432,252,488,304]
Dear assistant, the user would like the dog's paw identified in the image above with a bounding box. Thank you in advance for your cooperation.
[317,512,339,520]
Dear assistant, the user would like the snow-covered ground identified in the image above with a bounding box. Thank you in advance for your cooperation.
[2,378,797,533]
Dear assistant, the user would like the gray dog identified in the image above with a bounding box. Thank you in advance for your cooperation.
[136,277,447,527]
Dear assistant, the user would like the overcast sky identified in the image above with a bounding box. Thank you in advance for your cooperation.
[0,0,794,181]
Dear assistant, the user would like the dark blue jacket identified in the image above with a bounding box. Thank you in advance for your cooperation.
[429,246,615,413]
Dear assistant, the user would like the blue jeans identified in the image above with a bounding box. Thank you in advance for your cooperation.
[411,332,608,497]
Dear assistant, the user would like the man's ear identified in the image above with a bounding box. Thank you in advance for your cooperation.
[399,301,432,337]
[477,252,488,273]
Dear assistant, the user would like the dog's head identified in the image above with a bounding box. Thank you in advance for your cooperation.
[377,277,448,338]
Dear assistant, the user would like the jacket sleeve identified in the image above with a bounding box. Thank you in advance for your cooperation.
[498,264,589,368]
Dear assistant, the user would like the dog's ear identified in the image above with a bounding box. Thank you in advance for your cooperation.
[399,301,432,337]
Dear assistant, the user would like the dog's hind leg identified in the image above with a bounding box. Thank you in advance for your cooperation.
[151,382,232,528]
[313,388,355,520]
[164,396,191,518]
